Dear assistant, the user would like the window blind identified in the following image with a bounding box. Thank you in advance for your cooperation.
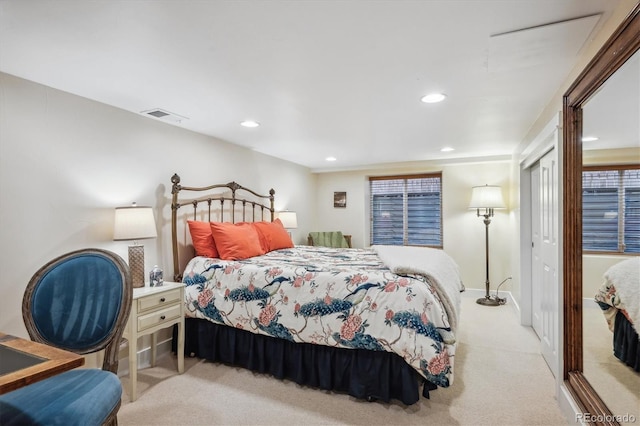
[582,167,640,253]
[623,169,640,253]
[370,174,442,247]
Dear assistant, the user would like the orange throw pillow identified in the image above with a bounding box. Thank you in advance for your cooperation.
[209,222,265,260]
[187,220,219,258]
[252,219,294,252]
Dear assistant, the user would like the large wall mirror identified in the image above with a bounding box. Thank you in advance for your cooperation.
[563,4,639,423]
[581,49,639,420]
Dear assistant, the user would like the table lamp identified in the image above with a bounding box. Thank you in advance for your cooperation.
[275,211,298,238]
[114,203,157,288]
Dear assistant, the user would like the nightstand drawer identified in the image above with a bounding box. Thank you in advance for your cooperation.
[137,304,181,332]
[137,288,181,312]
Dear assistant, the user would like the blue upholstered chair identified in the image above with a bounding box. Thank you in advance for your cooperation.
[0,248,132,426]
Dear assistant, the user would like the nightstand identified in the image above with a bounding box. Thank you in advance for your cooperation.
[123,281,185,401]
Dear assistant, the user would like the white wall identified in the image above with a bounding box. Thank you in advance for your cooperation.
[313,160,513,294]
[583,255,629,298]
[0,72,315,338]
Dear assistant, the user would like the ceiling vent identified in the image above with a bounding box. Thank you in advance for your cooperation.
[141,108,189,123]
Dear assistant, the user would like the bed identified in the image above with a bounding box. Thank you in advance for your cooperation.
[594,257,640,371]
[169,173,464,404]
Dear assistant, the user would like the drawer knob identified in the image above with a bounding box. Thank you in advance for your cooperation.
[160,297,166,302]
[160,315,166,320]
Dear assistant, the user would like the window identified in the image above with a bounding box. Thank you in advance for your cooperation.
[582,165,640,253]
[369,173,442,247]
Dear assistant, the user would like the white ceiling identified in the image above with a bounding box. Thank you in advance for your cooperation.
[0,0,628,171]
[583,50,639,151]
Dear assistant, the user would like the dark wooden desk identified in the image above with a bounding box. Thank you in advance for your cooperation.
[0,332,84,394]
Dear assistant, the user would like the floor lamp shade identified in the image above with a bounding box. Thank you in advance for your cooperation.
[469,185,506,211]
[469,185,505,306]
[114,204,157,288]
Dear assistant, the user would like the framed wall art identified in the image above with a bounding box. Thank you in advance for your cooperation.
[334,191,347,208]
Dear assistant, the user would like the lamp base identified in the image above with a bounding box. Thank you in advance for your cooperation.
[476,296,501,306]
[128,245,145,288]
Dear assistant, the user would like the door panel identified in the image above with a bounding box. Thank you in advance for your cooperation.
[531,163,542,338]
[539,150,559,378]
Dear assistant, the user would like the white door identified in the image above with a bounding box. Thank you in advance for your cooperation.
[532,149,559,377]
[531,163,542,338]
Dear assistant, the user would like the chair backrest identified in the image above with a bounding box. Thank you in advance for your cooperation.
[22,248,132,373]
[308,231,352,248]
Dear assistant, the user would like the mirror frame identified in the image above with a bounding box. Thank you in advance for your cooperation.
[562,4,640,422]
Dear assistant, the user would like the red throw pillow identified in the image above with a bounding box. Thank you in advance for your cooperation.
[252,218,294,252]
[187,220,219,258]
[209,222,265,260]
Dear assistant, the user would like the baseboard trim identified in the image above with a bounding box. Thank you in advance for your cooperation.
[559,381,585,424]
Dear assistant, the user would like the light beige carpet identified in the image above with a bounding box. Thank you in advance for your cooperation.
[117,293,568,425]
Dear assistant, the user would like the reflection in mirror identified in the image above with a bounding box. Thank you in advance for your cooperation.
[581,49,639,420]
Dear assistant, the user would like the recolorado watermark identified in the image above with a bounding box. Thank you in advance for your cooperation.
[576,413,636,423]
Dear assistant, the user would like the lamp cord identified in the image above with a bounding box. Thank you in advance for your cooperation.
[494,276,512,305]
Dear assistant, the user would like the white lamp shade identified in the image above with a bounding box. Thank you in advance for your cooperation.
[113,205,158,240]
[275,211,298,229]
[469,185,506,209]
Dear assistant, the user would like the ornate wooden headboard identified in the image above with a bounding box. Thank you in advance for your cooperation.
[170,173,275,281]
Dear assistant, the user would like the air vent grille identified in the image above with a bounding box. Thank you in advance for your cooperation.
[148,110,169,118]
[141,108,188,123]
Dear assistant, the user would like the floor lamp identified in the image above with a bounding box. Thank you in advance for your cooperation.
[469,185,506,306]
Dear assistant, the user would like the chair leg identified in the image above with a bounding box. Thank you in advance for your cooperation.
[102,400,120,426]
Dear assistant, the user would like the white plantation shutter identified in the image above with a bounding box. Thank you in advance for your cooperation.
[370,174,442,247]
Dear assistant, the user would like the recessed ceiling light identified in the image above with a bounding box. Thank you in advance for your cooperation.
[421,93,446,103]
[240,120,260,128]
[440,147,455,152]
[325,156,337,162]
[582,136,599,142]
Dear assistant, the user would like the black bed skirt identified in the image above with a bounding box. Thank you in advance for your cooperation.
[173,318,435,405]
[613,310,640,372]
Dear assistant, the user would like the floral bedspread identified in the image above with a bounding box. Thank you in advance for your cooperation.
[594,281,623,332]
[182,245,462,387]
[594,257,639,333]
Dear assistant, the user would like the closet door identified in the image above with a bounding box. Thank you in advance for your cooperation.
[531,149,559,378]
[531,163,543,339]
